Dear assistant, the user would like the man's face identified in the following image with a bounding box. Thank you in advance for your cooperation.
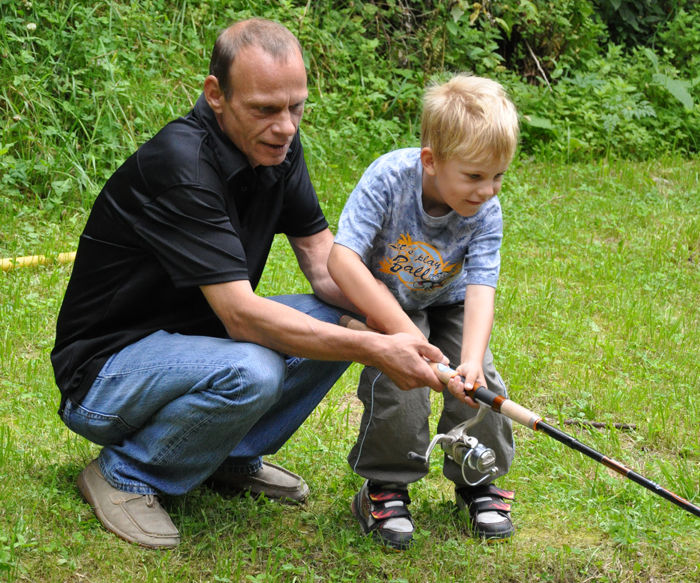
[212,45,308,167]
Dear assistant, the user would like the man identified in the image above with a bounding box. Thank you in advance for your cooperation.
[51,18,446,549]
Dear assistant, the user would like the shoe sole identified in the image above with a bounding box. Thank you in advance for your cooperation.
[477,526,514,544]
[351,492,371,535]
[204,479,309,505]
[454,495,514,543]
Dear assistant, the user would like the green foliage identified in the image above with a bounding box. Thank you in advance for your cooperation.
[1,0,700,213]
[513,44,700,158]
[0,0,219,211]
[657,7,700,75]
[595,0,670,47]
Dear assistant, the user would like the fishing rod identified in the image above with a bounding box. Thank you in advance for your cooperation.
[339,315,700,520]
[430,361,700,519]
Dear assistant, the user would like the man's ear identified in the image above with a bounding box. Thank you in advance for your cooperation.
[204,75,225,114]
[420,147,437,176]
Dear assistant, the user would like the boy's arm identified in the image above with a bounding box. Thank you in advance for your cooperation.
[447,284,495,406]
[328,243,425,339]
[288,229,357,312]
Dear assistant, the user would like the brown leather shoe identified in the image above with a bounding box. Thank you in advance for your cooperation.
[206,461,310,505]
[77,459,179,549]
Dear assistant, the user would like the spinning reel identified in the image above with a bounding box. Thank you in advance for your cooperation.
[407,404,499,487]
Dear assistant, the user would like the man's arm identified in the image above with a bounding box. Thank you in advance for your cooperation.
[200,279,447,392]
[287,228,356,312]
[327,243,424,339]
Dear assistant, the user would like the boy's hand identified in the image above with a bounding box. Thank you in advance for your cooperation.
[446,361,484,408]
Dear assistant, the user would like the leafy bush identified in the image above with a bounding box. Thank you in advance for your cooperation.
[513,44,700,159]
[594,0,670,47]
[657,6,700,75]
[1,0,699,210]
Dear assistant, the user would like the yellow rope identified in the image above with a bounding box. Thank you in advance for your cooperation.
[1,252,76,272]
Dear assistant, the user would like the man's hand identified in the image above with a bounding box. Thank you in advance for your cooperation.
[369,332,448,392]
[339,316,445,391]
[200,281,446,391]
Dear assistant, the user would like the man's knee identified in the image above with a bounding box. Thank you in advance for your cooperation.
[209,350,286,408]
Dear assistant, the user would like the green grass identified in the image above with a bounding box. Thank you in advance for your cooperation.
[2,0,700,579]
[1,155,699,582]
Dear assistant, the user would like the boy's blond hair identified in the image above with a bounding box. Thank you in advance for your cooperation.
[421,74,519,163]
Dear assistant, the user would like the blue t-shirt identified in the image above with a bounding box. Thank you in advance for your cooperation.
[334,148,502,310]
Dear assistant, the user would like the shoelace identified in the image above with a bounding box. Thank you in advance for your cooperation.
[146,494,156,508]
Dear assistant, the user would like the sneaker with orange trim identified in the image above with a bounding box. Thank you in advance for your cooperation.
[351,480,414,550]
[455,483,515,541]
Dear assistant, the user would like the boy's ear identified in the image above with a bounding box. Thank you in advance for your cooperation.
[421,147,437,176]
[204,75,226,114]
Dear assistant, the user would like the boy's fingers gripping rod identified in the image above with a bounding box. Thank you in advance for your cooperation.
[338,315,700,520]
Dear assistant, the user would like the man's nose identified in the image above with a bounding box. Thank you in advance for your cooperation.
[272,111,297,137]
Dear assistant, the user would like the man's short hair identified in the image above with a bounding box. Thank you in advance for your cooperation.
[209,18,303,100]
[421,74,520,163]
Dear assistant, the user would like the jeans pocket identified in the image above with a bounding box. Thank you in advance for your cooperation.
[62,399,138,446]
[285,356,305,371]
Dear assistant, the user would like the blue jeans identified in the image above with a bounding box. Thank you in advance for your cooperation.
[62,295,350,495]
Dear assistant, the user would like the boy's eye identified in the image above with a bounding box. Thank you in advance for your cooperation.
[467,174,481,180]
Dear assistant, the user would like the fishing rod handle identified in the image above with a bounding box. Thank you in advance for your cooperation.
[339,315,373,332]
[338,316,541,429]
[428,362,541,430]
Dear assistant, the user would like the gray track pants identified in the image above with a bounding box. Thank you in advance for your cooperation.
[347,304,514,486]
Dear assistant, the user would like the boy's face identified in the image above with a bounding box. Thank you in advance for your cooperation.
[421,148,509,217]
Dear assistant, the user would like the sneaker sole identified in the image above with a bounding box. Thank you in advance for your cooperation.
[351,492,371,535]
[455,496,514,543]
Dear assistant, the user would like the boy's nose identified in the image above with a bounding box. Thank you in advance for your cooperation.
[477,185,495,200]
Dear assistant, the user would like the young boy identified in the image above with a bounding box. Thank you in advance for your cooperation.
[328,75,520,550]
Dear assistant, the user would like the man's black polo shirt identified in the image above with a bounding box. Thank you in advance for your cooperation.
[51,93,328,412]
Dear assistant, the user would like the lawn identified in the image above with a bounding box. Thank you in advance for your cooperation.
[1,155,699,582]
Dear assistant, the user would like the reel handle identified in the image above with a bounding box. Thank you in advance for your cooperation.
[407,451,428,463]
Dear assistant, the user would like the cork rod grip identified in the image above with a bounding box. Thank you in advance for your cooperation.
[339,315,374,332]
[498,400,541,430]
[337,316,542,429]
[429,361,542,429]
